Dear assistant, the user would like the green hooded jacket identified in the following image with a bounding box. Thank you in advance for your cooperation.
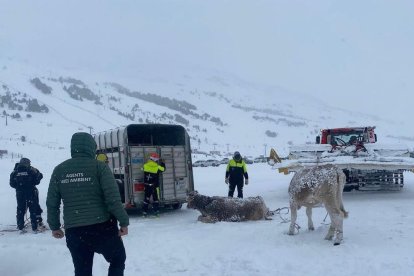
[46,132,129,230]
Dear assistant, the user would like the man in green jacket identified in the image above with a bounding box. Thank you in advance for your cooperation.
[47,132,129,276]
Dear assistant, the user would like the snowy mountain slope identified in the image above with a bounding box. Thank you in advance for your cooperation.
[1,1,414,275]
[1,59,414,159]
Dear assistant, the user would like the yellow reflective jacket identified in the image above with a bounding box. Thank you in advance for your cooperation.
[225,159,248,184]
[143,160,165,186]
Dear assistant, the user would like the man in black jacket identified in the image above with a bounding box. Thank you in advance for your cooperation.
[225,151,249,198]
[10,157,44,233]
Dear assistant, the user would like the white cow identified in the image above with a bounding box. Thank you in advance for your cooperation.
[288,164,348,245]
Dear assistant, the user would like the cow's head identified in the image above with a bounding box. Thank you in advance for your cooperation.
[187,190,199,209]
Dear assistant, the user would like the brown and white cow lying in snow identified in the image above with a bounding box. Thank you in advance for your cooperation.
[187,191,272,223]
[288,164,348,245]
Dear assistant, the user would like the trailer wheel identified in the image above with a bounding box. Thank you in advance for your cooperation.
[172,203,182,210]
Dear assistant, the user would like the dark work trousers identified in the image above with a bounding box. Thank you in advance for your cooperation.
[65,219,126,276]
[142,184,159,213]
[228,182,244,198]
[16,189,42,230]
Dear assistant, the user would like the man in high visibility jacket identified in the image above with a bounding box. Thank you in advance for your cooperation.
[142,153,165,216]
[225,151,249,198]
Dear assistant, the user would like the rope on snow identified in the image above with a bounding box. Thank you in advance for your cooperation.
[268,206,291,223]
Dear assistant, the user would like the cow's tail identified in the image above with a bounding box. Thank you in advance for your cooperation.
[336,168,349,219]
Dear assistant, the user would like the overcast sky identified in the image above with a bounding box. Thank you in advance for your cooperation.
[1,0,413,121]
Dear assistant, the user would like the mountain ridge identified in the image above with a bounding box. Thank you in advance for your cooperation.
[1,61,413,159]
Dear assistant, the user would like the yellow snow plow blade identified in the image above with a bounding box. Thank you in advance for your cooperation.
[278,167,289,175]
[269,148,282,163]
[269,148,290,174]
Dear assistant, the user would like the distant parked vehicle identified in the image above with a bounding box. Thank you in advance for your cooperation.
[244,158,253,164]
[254,157,268,163]
[220,158,229,164]
[206,159,221,167]
[193,160,207,167]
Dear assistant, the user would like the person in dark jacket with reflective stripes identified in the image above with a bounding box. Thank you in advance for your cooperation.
[9,157,44,232]
[47,132,129,276]
[225,151,249,198]
[142,152,165,217]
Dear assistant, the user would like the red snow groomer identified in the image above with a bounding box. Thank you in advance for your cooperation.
[318,126,377,152]
[270,126,414,191]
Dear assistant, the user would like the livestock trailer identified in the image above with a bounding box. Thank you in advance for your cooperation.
[93,124,194,210]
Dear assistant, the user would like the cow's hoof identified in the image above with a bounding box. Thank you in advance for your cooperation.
[308,226,315,231]
[198,215,214,223]
[333,237,342,245]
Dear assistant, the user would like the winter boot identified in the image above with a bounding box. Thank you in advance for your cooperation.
[37,221,47,231]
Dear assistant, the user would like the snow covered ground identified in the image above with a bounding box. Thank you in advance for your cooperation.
[1,159,414,276]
